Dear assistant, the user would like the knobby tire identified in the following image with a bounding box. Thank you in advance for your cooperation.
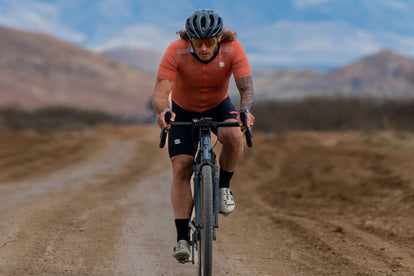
[198,165,214,276]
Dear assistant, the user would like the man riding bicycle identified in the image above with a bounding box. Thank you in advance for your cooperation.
[152,9,255,262]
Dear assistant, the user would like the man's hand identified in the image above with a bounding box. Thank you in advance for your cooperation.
[237,110,255,132]
[157,109,176,129]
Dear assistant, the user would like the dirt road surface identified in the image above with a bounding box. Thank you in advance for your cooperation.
[0,125,414,275]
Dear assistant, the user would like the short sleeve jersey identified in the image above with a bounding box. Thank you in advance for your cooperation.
[157,39,251,113]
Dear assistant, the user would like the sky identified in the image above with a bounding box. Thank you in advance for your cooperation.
[1,0,414,70]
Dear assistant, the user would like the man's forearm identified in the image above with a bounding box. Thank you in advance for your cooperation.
[235,76,255,111]
[153,78,173,114]
[153,97,170,114]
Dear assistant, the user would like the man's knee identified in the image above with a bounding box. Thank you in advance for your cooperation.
[219,128,243,148]
[171,155,194,180]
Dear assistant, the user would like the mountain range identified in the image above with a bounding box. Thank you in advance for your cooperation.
[252,49,414,100]
[1,25,414,121]
[0,25,154,121]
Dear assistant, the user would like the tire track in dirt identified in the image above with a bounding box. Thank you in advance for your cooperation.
[2,127,413,275]
[0,138,137,274]
[0,126,252,275]
[0,140,133,211]
[219,131,414,275]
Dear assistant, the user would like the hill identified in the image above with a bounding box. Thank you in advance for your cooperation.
[0,25,155,121]
[326,49,414,94]
[102,48,162,74]
[253,49,414,100]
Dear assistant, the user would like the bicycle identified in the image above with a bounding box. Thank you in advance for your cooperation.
[159,111,252,276]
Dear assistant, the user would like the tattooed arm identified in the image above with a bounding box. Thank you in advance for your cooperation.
[235,76,255,111]
[235,76,255,128]
[153,78,174,128]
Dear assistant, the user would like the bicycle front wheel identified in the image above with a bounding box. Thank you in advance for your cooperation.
[198,165,214,276]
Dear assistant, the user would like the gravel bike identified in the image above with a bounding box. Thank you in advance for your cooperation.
[159,111,252,276]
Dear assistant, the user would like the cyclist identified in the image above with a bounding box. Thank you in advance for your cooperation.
[152,9,255,262]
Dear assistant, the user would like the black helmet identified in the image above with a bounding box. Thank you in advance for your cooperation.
[185,9,223,39]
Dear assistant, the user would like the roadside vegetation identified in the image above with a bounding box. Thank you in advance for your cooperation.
[2,96,414,134]
[0,107,126,133]
[253,96,414,133]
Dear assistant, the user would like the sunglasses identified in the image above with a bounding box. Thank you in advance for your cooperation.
[191,38,217,48]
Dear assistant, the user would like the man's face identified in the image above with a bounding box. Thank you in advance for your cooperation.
[192,35,222,61]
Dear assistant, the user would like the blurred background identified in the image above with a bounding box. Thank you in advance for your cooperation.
[2,3,414,274]
[1,0,414,132]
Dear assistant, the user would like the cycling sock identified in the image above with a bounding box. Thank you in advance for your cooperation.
[175,218,190,242]
[219,168,234,189]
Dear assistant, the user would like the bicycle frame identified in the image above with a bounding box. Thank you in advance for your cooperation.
[191,120,223,243]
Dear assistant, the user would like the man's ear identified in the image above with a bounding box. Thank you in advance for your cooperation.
[218,34,223,43]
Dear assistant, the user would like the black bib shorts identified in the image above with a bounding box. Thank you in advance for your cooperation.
[168,96,238,158]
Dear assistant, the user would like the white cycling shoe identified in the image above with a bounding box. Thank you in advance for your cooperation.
[173,240,190,263]
[219,188,235,215]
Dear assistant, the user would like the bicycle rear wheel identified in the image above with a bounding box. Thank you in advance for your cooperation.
[197,165,214,276]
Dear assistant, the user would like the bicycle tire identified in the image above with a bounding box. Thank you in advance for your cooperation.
[197,165,214,276]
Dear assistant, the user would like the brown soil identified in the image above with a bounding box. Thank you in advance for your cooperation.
[0,126,413,275]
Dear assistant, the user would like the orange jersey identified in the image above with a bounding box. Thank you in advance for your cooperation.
[157,39,251,113]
